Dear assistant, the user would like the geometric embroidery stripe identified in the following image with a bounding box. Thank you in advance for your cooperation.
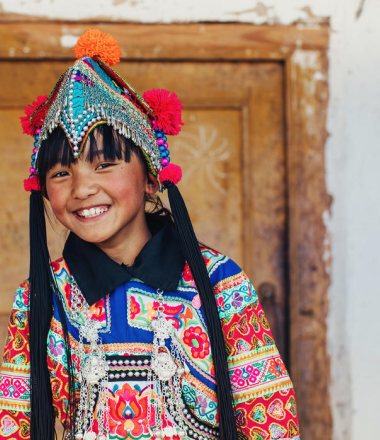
[0,398,31,411]
[182,373,217,401]
[227,345,279,366]
[0,364,30,375]
[229,350,291,397]
[231,378,294,404]
[0,374,30,402]
[0,364,31,409]
[213,271,248,295]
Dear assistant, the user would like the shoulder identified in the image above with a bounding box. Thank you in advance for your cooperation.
[180,247,258,317]
[12,280,30,312]
[201,249,257,318]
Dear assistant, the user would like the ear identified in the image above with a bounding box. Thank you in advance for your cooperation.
[145,172,159,195]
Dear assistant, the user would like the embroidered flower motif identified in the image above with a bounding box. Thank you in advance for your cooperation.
[183,326,210,359]
[268,358,287,377]
[195,394,208,415]
[108,382,154,437]
[130,296,141,320]
[146,300,184,330]
[89,300,106,322]
[147,301,159,321]
[182,256,210,286]
[231,291,244,309]
[181,263,196,286]
[48,334,65,358]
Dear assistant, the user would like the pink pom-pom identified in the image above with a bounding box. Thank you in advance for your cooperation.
[143,89,184,136]
[159,163,182,185]
[24,176,41,192]
[20,95,47,136]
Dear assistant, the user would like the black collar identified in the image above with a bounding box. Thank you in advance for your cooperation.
[63,213,185,306]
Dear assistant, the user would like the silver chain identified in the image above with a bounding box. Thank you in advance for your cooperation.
[69,282,189,440]
[148,289,188,439]
[70,279,109,440]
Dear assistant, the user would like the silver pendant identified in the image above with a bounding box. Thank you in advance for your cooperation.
[82,354,107,385]
[151,347,177,381]
[151,315,174,344]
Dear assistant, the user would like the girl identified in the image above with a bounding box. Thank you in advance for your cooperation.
[0,30,300,440]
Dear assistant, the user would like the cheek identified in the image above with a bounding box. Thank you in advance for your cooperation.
[112,173,147,202]
[46,186,66,217]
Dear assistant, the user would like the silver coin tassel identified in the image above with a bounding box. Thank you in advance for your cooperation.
[70,280,109,440]
[147,289,189,439]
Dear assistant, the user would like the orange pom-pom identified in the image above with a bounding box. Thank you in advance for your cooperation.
[73,29,122,66]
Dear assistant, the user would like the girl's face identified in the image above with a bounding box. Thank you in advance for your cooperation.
[45,132,158,247]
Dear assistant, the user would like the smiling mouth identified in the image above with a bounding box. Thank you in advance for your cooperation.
[76,206,110,219]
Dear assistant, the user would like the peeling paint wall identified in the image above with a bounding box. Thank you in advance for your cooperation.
[0,0,332,23]
[1,0,380,439]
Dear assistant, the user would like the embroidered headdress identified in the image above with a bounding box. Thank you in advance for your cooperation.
[22,29,183,192]
[21,29,237,440]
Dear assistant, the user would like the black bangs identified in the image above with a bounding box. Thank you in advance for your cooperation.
[36,124,148,191]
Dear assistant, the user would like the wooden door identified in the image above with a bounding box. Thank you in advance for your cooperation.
[0,23,331,439]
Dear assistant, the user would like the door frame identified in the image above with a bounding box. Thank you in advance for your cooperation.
[0,22,331,438]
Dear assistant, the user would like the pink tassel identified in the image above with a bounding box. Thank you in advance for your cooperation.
[24,176,41,192]
[143,89,184,136]
[159,163,182,185]
[20,95,47,136]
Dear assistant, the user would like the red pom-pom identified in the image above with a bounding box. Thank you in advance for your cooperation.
[20,95,47,136]
[73,29,122,66]
[24,176,41,192]
[159,164,182,185]
[143,89,184,136]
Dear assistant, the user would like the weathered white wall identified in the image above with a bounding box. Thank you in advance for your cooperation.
[2,0,379,438]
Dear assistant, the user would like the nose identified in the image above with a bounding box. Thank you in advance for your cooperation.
[71,170,99,200]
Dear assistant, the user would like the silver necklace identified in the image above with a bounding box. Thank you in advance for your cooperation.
[148,289,189,439]
[69,280,189,440]
[70,279,109,440]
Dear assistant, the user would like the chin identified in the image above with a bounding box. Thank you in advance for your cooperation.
[75,231,111,244]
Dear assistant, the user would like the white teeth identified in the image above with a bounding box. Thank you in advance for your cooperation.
[77,207,109,218]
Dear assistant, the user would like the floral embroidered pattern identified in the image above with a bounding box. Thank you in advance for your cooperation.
[108,382,154,439]
[181,378,218,427]
[268,358,287,378]
[183,326,210,359]
[215,278,257,319]
[0,249,300,439]
[130,296,142,320]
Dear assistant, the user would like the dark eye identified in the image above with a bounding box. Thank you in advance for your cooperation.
[96,162,116,170]
[51,171,69,178]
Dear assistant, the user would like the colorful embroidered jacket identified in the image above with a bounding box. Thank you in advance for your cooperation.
[0,220,300,440]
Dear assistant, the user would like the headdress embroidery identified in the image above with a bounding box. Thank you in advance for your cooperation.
[21,29,184,191]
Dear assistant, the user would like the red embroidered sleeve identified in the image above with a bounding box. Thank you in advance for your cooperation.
[216,271,301,440]
[0,281,31,439]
